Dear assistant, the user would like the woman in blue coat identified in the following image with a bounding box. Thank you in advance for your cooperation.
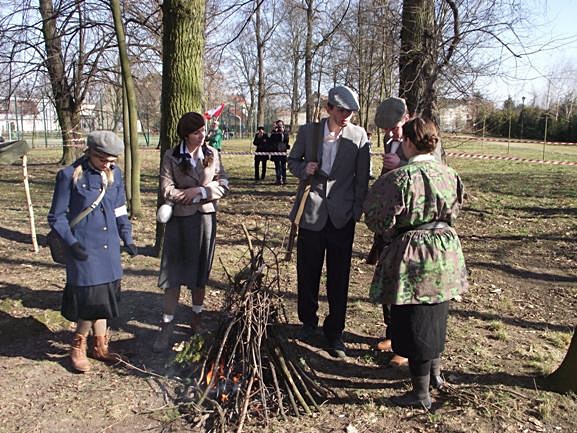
[48,131,137,372]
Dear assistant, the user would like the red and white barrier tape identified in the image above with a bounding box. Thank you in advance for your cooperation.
[445,151,577,166]
[48,146,577,167]
[235,150,577,167]
[447,135,577,146]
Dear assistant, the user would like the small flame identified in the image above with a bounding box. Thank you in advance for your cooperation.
[206,362,214,385]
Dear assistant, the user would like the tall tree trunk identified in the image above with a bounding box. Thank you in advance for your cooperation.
[304,0,314,123]
[122,83,132,202]
[110,0,142,217]
[255,2,265,126]
[544,326,577,393]
[155,0,205,255]
[39,0,82,165]
[400,0,460,126]
[290,52,300,131]
[399,0,435,119]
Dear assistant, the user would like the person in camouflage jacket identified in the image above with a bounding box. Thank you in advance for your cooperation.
[363,117,468,409]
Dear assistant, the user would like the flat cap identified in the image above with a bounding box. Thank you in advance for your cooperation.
[328,85,360,111]
[86,131,124,156]
[374,97,407,129]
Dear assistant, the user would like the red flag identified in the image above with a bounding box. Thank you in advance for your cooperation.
[204,103,225,120]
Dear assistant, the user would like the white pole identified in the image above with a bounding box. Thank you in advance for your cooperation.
[22,154,39,252]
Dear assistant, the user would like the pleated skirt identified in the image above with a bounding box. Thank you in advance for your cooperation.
[61,279,121,322]
[158,212,217,290]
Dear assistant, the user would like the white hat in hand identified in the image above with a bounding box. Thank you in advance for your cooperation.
[156,202,174,223]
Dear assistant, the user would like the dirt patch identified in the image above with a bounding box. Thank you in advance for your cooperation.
[0,148,576,433]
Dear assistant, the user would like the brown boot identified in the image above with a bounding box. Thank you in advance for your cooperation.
[92,335,123,363]
[389,354,409,368]
[376,338,392,352]
[70,333,91,373]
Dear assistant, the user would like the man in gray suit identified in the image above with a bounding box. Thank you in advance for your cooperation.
[288,85,370,358]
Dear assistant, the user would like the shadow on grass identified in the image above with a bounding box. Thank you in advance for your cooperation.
[450,307,572,333]
[470,260,577,283]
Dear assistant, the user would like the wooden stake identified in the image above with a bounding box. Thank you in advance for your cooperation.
[22,155,39,252]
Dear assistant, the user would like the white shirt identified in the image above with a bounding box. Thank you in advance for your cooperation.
[320,122,343,175]
[180,142,207,201]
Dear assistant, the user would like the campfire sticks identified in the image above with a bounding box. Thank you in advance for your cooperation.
[179,225,334,432]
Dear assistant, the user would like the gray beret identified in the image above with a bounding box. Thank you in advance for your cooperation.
[86,131,124,156]
[327,85,360,111]
[374,97,407,129]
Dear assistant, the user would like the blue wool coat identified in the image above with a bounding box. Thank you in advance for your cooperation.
[48,157,134,286]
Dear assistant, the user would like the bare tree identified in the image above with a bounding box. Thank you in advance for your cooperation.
[0,0,119,164]
[301,0,351,123]
[110,0,141,217]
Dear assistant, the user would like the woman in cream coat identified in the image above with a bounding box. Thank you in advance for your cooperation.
[153,112,229,352]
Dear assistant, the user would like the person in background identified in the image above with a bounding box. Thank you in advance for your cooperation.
[48,131,137,373]
[206,119,223,152]
[364,117,467,409]
[153,112,229,353]
[288,85,370,359]
[253,125,270,181]
[269,120,290,185]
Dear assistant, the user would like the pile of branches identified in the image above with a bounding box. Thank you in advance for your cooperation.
[180,226,335,433]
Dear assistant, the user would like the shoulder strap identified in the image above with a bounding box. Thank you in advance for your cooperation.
[69,171,108,228]
[293,122,322,226]
[310,122,321,163]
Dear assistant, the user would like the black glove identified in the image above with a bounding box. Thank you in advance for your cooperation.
[125,243,138,256]
[70,242,88,261]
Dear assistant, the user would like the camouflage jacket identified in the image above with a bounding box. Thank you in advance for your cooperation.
[363,154,468,305]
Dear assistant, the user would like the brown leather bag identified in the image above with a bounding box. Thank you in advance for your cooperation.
[47,229,67,264]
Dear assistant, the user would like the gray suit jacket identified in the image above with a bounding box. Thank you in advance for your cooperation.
[288,118,370,231]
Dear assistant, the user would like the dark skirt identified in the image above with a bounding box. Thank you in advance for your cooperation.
[61,279,121,322]
[389,301,449,360]
[158,212,217,290]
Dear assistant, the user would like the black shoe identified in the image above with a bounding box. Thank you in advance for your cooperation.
[327,337,347,359]
[390,391,432,410]
[430,374,444,390]
[369,175,375,180]
[297,324,317,341]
